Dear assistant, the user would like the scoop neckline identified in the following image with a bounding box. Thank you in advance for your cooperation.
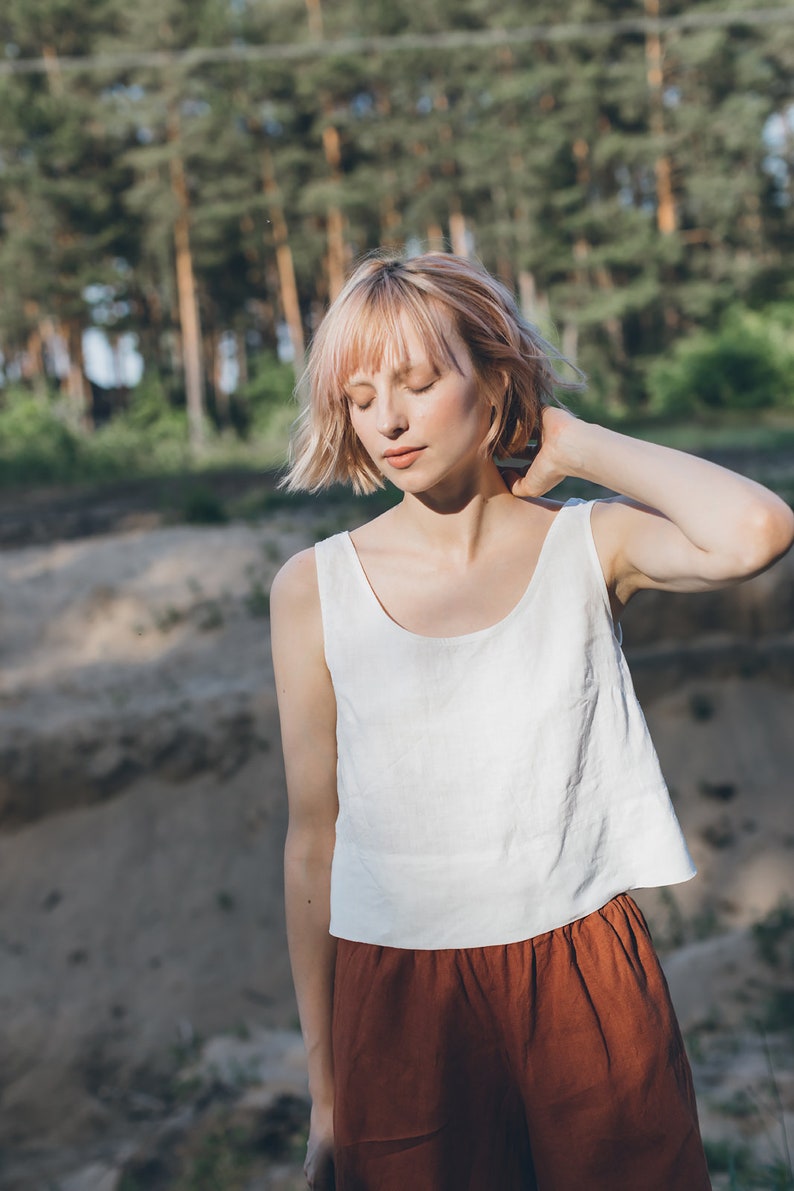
[342,500,575,644]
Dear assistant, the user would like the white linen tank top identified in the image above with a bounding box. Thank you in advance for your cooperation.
[315,497,695,949]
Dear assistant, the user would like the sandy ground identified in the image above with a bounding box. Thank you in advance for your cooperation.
[0,508,793,1188]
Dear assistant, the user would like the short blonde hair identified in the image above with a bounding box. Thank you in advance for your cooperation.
[283,251,583,494]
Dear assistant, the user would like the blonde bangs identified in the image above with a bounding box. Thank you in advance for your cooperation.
[321,275,462,408]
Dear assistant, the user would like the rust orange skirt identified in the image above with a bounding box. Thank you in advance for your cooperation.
[331,893,710,1190]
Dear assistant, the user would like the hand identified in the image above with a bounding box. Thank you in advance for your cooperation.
[304,1110,335,1190]
[501,404,579,498]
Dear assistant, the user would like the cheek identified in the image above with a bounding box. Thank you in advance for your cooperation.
[346,409,369,442]
[348,414,382,462]
[429,384,481,427]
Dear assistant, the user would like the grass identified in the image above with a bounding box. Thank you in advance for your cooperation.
[177,1123,253,1191]
[598,407,794,453]
[706,1138,794,1189]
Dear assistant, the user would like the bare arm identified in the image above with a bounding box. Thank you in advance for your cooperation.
[270,548,339,1187]
[511,407,794,610]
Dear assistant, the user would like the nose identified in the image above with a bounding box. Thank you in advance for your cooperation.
[375,388,408,438]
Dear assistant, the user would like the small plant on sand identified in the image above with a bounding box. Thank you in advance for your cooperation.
[182,486,229,526]
[704,1138,754,1179]
[196,600,224,631]
[657,887,687,949]
[689,691,717,721]
[178,1123,252,1191]
[245,578,270,618]
[153,604,186,633]
[753,900,794,970]
[710,1028,794,1190]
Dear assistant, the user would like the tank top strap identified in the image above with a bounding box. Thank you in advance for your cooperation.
[524,497,622,646]
[518,496,595,587]
[314,531,379,666]
[555,496,623,645]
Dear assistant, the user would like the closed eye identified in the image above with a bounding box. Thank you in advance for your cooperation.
[345,394,373,411]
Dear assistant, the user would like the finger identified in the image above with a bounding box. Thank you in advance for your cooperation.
[499,466,528,493]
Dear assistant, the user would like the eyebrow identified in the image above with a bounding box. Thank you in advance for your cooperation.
[346,360,435,388]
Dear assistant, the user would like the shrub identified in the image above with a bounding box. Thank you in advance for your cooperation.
[0,388,81,484]
[0,375,195,487]
[182,485,228,525]
[236,352,296,436]
[647,304,794,416]
[86,371,192,474]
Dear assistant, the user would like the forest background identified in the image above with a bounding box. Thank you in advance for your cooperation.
[2,5,794,1188]
[1,0,794,492]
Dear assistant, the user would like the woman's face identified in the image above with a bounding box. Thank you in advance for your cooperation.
[343,314,494,496]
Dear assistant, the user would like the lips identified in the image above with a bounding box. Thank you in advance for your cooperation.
[382,446,426,469]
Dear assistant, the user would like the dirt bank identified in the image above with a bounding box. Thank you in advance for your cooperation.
[1,506,792,1187]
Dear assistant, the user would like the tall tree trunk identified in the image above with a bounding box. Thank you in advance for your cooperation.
[644,0,676,234]
[321,123,347,300]
[305,0,323,38]
[518,270,536,323]
[40,48,91,423]
[594,266,626,363]
[518,271,549,330]
[60,319,92,428]
[262,148,306,376]
[168,110,206,451]
[23,312,47,396]
[41,46,64,98]
[449,204,469,257]
[562,323,579,364]
[379,172,402,248]
[305,0,347,300]
[427,223,445,252]
[375,91,402,249]
[490,187,514,290]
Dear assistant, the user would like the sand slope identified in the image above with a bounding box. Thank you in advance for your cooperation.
[0,511,792,1186]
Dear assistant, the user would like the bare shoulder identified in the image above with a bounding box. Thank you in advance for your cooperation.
[270,549,336,787]
[270,548,320,616]
[510,494,567,527]
[269,548,326,659]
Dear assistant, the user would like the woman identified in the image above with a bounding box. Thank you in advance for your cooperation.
[270,252,794,1190]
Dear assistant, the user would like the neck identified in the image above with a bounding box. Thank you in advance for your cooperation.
[395,460,515,561]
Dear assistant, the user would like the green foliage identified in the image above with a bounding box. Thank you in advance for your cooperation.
[3,0,794,472]
[647,307,794,416]
[182,485,228,525]
[178,1123,252,1191]
[0,389,79,485]
[236,354,297,436]
[704,1138,794,1188]
[704,1137,755,1177]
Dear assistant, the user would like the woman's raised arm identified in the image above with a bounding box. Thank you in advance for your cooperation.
[270,549,339,1190]
[509,406,794,609]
